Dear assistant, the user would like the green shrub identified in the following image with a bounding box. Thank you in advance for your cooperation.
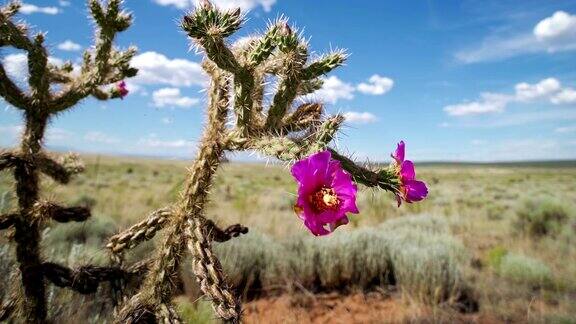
[486,246,508,268]
[173,297,214,324]
[216,214,469,304]
[515,199,569,237]
[381,215,467,303]
[498,253,553,288]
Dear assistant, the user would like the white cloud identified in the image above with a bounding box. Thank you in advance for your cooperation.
[152,87,199,108]
[153,0,189,9]
[444,77,576,116]
[57,40,81,52]
[138,134,194,149]
[161,117,174,124]
[555,125,576,133]
[444,92,509,116]
[84,131,119,144]
[131,51,207,88]
[308,76,354,104]
[46,128,73,142]
[357,75,394,95]
[455,11,576,63]
[343,111,377,124]
[2,54,64,83]
[533,11,576,51]
[515,78,561,102]
[551,88,576,104]
[58,1,71,7]
[20,3,60,15]
[471,139,486,146]
[0,125,23,136]
[153,0,276,12]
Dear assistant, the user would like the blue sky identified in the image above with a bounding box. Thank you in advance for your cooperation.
[1,0,576,161]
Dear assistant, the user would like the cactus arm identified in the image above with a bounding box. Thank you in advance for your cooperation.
[264,29,307,130]
[0,64,32,110]
[31,201,91,223]
[48,2,137,113]
[0,150,21,171]
[116,62,240,323]
[42,262,147,295]
[301,50,347,80]
[328,148,400,193]
[280,102,323,133]
[0,213,16,229]
[107,207,173,256]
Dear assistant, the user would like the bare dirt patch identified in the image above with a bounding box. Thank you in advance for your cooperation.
[244,292,494,324]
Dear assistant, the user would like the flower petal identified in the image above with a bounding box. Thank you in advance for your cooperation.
[291,150,331,191]
[328,216,349,232]
[404,179,428,202]
[393,141,405,163]
[304,217,330,236]
[400,160,416,181]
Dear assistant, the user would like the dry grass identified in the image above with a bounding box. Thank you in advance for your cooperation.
[1,155,575,322]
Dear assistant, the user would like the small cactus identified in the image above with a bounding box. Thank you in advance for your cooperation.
[0,0,137,322]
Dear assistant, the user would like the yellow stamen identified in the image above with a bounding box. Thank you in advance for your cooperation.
[309,187,340,212]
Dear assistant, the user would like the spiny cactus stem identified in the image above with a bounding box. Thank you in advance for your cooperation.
[0,297,16,322]
[32,201,91,223]
[233,68,254,133]
[0,150,21,171]
[0,63,32,109]
[10,109,50,323]
[0,212,16,229]
[42,262,145,295]
[186,217,240,322]
[265,73,301,130]
[198,36,240,73]
[328,148,400,193]
[116,66,234,322]
[106,207,173,254]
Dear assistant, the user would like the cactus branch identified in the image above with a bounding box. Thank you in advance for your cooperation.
[42,262,144,295]
[106,207,172,255]
[0,150,21,171]
[116,59,235,323]
[301,50,347,80]
[36,154,73,184]
[0,212,16,230]
[0,64,32,110]
[328,148,400,192]
[0,298,16,322]
[186,217,240,321]
[203,219,249,242]
[32,201,91,223]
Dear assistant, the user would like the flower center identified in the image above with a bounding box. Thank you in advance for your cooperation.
[309,187,340,212]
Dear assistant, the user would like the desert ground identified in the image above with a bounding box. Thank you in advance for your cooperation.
[1,155,575,323]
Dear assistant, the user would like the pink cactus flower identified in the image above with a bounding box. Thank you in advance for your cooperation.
[392,141,428,206]
[291,150,359,236]
[116,81,129,99]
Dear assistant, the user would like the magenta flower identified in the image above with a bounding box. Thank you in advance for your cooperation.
[115,81,129,99]
[291,150,359,236]
[392,141,428,206]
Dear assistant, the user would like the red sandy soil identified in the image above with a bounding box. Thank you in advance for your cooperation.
[243,292,498,324]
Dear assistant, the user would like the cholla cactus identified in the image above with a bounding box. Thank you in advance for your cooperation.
[111,1,404,322]
[0,0,137,322]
